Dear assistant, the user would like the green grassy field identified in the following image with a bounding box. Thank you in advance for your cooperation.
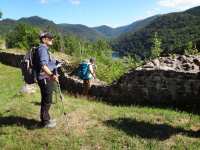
[0,63,200,150]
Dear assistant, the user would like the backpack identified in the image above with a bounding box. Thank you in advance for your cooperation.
[77,62,91,80]
[20,47,38,84]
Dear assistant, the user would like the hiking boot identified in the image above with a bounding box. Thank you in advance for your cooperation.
[49,119,56,124]
[43,121,56,128]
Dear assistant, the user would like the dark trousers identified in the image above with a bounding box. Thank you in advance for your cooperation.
[38,79,54,125]
[83,80,91,95]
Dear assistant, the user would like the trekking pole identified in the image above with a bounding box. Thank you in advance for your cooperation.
[57,81,66,116]
[56,81,70,134]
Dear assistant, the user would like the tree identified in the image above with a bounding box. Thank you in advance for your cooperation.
[63,35,80,55]
[51,32,62,52]
[6,23,40,50]
[150,32,162,59]
[92,39,112,57]
[0,11,2,19]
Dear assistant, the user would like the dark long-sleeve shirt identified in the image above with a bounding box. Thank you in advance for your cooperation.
[35,44,57,80]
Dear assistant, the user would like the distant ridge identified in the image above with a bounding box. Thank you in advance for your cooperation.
[112,6,200,57]
[0,15,159,40]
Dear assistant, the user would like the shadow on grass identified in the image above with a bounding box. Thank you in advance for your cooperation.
[0,116,42,130]
[104,118,200,141]
[31,101,41,106]
[101,98,200,116]
[31,101,58,106]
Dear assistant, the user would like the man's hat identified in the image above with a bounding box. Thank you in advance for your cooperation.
[39,32,54,39]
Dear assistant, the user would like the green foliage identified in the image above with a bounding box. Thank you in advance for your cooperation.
[63,35,80,55]
[123,54,141,67]
[50,32,62,53]
[5,24,63,52]
[62,36,136,83]
[6,23,40,50]
[92,39,112,57]
[97,55,141,83]
[77,39,124,83]
[0,11,2,19]
[184,41,199,55]
[150,32,162,59]
[113,7,200,58]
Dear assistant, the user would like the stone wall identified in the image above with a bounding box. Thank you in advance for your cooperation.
[1,51,200,106]
[106,55,200,105]
[0,51,24,67]
[107,70,200,105]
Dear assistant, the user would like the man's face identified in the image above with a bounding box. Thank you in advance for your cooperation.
[43,37,54,46]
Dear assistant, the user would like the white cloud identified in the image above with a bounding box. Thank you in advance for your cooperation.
[40,0,48,4]
[69,0,80,5]
[157,0,200,10]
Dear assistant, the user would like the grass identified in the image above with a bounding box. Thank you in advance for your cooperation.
[0,63,200,149]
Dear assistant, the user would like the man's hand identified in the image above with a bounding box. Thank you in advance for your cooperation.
[50,74,59,83]
[41,65,59,82]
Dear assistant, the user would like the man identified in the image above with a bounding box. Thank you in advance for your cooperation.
[35,32,59,128]
[82,58,96,96]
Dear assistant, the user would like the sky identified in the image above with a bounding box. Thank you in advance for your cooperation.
[1,0,200,28]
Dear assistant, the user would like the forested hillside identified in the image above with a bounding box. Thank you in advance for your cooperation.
[112,6,200,58]
[0,15,159,41]
[93,15,159,38]
[0,16,104,41]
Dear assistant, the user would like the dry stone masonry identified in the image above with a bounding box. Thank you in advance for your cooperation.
[107,55,200,105]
